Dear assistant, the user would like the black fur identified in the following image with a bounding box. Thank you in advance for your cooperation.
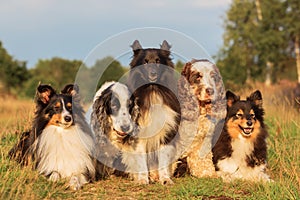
[212,90,268,170]
[127,40,181,145]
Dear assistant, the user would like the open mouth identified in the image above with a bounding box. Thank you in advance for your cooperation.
[148,77,158,82]
[199,99,212,107]
[239,125,253,136]
[114,129,128,138]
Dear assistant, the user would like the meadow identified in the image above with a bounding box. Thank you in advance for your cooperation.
[0,83,299,200]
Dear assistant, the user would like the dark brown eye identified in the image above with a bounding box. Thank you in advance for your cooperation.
[236,113,243,118]
[250,113,255,118]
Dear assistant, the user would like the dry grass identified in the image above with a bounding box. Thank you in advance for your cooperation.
[0,83,299,199]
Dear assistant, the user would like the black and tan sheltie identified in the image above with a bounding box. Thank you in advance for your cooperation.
[9,84,95,190]
[212,90,271,182]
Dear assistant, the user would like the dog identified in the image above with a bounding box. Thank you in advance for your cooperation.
[9,84,95,190]
[175,59,226,178]
[126,40,181,185]
[88,81,139,179]
[212,90,271,182]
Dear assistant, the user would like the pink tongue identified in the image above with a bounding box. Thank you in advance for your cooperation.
[244,128,252,134]
[118,131,127,136]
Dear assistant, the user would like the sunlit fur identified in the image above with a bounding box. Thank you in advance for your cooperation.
[89,81,139,179]
[212,90,271,182]
[9,84,95,190]
[176,59,226,178]
[126,40,181,185]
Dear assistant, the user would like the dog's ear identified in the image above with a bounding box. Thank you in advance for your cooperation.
[181,62,192,78]
[248,90,263,108]
[130,96,140,123]
[92,88,112,137]
[131,40,142,55]
[36,84,56,105]
[160,40,171,51]
[226,90,239,108]
[61,84,79,96]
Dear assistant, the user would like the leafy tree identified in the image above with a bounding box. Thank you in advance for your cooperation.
[283,0,300,83]
[90,56,126,89]
[24,57,83,97]
[217,0,259,86]
[175,60,184,73]
[216,0,289,87]
[0,41,30,95]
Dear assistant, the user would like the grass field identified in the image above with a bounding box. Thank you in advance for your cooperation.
[0,83,299,200]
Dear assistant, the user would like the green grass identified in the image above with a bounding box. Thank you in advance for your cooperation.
[0,84,299,199]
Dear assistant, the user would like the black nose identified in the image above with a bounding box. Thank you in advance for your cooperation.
[206,88,214,95]
[150,71,157,76]
[246,120,253,126]
[64,115,72,122]
[121,125,130,133]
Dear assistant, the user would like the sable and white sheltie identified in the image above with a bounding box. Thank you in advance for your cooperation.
[9,84,95,190]
[212,90,271,182]
[126,40,181,185]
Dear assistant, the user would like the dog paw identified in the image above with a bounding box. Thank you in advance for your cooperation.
[49,171,61,182]
[69,176,82,191]
[159,177,174,185]
[135,179,149,185]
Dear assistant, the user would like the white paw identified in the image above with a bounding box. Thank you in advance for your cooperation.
[49,172,61,182]
[69,176,82,191]
[133,173,149,185]
[159,177,174,185]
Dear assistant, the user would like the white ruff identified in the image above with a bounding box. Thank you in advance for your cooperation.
[217,136,254,173]
[215,135,271,182]
[138,94,178,150]
[33,125,95,178]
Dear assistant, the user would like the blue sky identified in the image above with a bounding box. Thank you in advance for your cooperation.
[0,0,230,67]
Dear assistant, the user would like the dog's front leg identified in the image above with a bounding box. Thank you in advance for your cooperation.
[122,150,149,184]
[158,144,175,185]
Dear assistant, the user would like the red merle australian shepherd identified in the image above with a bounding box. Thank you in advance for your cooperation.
[126,40,181,184]
[9,84,95,190]
[212,90,271,182]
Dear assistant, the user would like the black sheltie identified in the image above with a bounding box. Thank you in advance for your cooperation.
[9,84,95,190]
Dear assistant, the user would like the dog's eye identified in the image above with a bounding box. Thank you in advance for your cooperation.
[144,59,149,64]
[236,113,243,118]
[211,73,217,81]
[250,113,255,118]
[54,106,60,112]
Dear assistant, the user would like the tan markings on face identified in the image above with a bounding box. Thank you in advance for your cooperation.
[66,102,72,110]
[227,109,245,138]
[227,114,243,139]
[55,101,61,109]
[47,113,62,126]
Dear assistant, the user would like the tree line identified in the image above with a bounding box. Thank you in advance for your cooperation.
[216,0,300,88]
[1,0,299,98]
[0,42,184,100]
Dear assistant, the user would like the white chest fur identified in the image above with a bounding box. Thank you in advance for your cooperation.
[33,125,95,178]
[217,136,254,173]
